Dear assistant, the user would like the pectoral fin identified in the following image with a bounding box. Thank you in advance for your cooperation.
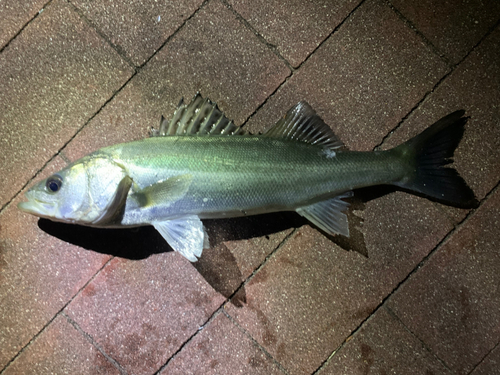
[133,174,193,208]
[153,215,209,262]
[93,176,133,225]
[296,192,353,237]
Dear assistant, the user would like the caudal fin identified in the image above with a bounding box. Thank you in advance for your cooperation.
[393,111,478,208]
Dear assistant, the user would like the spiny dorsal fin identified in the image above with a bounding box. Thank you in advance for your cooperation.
[264,101,344,150]
[152,93,245,137]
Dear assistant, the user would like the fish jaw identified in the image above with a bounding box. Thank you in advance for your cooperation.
[17,190,58,219]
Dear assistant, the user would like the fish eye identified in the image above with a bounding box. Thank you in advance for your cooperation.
[46,175,63,193]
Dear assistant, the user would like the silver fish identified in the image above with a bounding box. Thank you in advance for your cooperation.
[18,94,477,261]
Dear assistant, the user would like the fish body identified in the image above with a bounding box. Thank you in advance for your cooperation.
[19,94,477,261]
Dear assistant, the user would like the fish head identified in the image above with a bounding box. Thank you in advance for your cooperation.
[18,153,130,225]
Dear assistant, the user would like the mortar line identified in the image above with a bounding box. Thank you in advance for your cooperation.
[153,308,225,374]
[68,0,210,70]
[62,312,129,375]
[230,228,297,297]
[0,257,114,374]
[222,310,290,375]
[219,0,294,72]
[225,0,367,129]
[1,0,215,216]
[154,227,296,374]
[466,341,500,375]
[0,67,136,215]
[375,17,500,151]
[386,0,452,67]
[0,0,53,55]
[384,305,454,373]
[66,0,136,69]
[312,181,499,374]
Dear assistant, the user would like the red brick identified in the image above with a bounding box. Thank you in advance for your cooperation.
[2,315,119,375]
[0,158,111,369]
[391,0,500,64]
[0,0,46,49]
[228,0,361,67]
[72,0,204,66]
[318,308,450,375]
[160,313,283,374]
[226,192,454,375]
[65,255,225,375]
[0,0,133,207]
[470,344,500,375]
[245,0,448,151]
[387,187,500,374]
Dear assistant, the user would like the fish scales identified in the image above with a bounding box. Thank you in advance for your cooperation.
[18,94,477,261]
[101,135,403,224]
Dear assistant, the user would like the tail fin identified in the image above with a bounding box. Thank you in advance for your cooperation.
[393,111,478,208]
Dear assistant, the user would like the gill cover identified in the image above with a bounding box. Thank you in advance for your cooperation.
[18,154,132,226]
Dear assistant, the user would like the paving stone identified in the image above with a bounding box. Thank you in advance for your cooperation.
[72,0,204,66]
[391,0,500,64]
[65,254,225,375]
[226,191,454,375]
[222,227,293,281]
[317,307,451,375]
[387,187,500,375]
[193,216,293,303]
[382,26,500,202]
[469,344,500,375]
[2,314,120,375]
[245,0,448,151]
[0,0,46,49]
[228,0,361,67]
[63,0,289,162]
[0,157,111,369]
[0,0,133,208]
[160,312,284,374]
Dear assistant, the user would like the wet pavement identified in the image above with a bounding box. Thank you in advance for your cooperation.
[1,0,499,374]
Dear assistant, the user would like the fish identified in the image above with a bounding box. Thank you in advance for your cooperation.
[18,94,478,261]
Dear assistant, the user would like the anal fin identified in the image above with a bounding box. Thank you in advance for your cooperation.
[153,215,208,262]
[296,192,352,237]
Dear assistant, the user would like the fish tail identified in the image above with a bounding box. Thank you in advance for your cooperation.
[393,110,478,208]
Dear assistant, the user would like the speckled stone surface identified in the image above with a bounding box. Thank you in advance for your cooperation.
[0,158,111,369]
[0,0,46,49]
[160,312,284,374]
[72,0,204,66]
[244,0,449,151]
[65,255,225,375]
[470,344,500,375]
[318,307,451,375]
[0,0,133,208]
[226,192,454,375]
[391,0,500,64]
[2,314,120,375]
[387,187,500,375]
[228,0,361,67]
[1,0,499,373]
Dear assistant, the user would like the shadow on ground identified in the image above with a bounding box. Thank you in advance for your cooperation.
[37,186,405,305]
[37,211,300,306]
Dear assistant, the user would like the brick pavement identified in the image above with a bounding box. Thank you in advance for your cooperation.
[1,0,499,374]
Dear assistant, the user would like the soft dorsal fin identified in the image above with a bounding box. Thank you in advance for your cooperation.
[152,93,245,137]
[264,101,344,150]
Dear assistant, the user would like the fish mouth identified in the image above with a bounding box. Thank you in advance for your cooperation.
[17,196,54,217]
